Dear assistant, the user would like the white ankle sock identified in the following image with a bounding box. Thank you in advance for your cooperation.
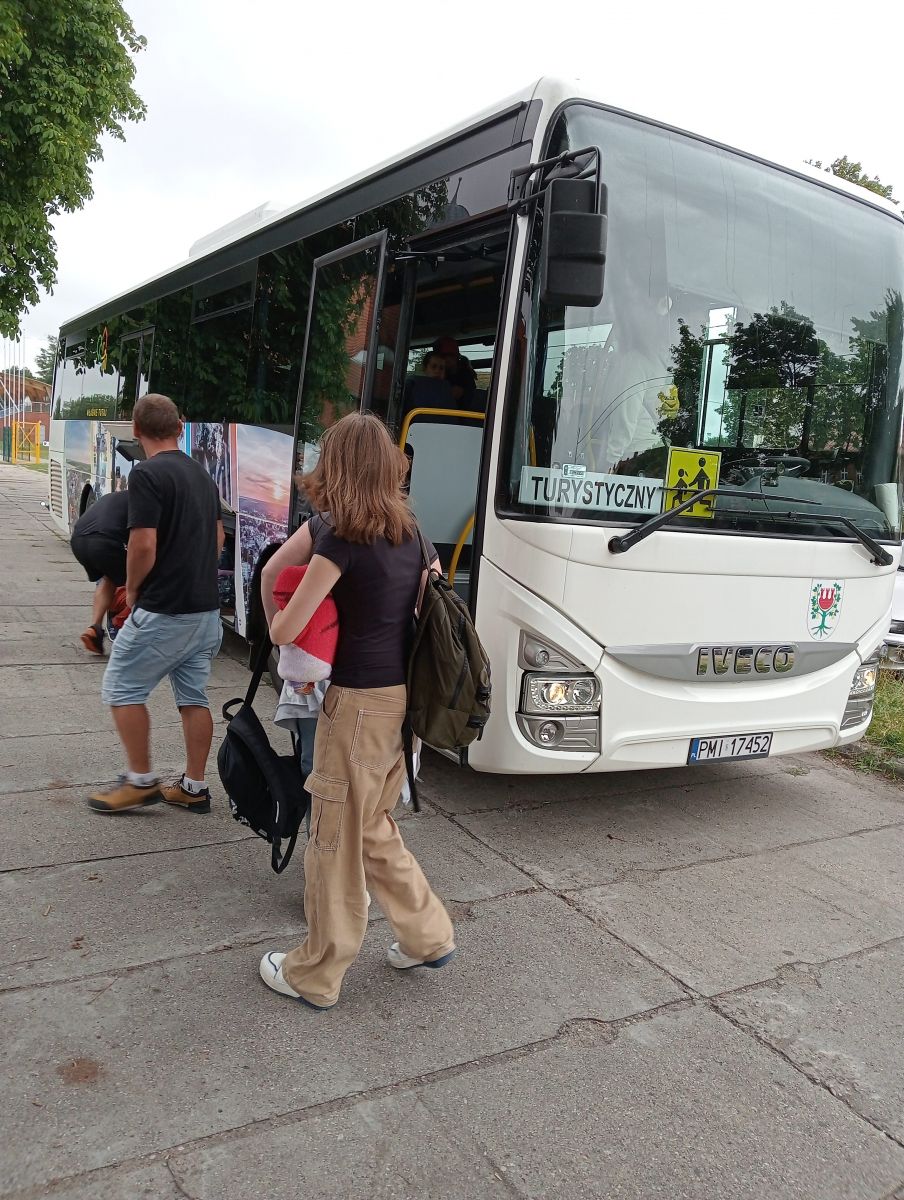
[182,775,207,794]
[127,770,158,787]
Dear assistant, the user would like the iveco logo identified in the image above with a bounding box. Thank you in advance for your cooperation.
[696,644,796,677]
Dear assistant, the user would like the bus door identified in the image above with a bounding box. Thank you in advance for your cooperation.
[378,219,512,603]
[290,231,390,528]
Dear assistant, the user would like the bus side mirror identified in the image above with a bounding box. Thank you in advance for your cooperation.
[540,177,607,308]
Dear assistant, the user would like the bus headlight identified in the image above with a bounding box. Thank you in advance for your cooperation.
[849,662,879,697]
[522,674,601,715]
[841,656,879,729]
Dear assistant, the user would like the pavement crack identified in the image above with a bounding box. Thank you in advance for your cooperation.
[558,818,904,890]
[165,1158,200,1200]
[435,808,697,1000]
[711,997,904,1152]
[0,834,259,876]
[708,933,904,1003]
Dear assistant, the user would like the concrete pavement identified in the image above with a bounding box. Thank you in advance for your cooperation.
[2,462,904,1200]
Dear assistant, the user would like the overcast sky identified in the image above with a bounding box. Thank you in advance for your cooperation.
[18,0,904,369]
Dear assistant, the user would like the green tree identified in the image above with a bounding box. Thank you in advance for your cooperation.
[0,1,146,337]
[807,156,898,205]
[34,334,58,383]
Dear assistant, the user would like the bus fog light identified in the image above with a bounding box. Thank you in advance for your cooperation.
[842,656,879,729]
[522,673,601,715]
[516,713,599,752]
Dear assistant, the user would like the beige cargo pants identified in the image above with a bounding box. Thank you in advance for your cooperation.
[281,683,455,1007]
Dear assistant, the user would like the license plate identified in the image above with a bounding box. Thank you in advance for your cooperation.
[688,732,772,764]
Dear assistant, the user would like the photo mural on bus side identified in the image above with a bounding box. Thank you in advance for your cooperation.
[190,421,238,620]
[235,424,293,616]
[64,420,93,527]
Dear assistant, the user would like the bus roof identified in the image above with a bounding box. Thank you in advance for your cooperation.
[60,76,902,337]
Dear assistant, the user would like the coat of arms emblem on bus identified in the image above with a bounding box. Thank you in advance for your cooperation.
[808,580,844,639]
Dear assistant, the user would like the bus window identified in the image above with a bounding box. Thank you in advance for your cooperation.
[54,338,118,420]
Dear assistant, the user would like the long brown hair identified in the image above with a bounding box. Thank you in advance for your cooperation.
[303,411,416,545]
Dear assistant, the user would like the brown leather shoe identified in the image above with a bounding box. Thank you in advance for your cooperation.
[161,777,211,814]
[88,776,163,812]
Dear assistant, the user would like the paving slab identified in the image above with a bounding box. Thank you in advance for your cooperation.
[1,812,532,989]
[720,941,904,1143]
[0,783,254,872]
[571,825,904,993]
[0,683,253,739]
[0,653,255,704]
[0,891,681,1191]
[169,1090,523,1200]
[400,1006,904,1200]
[0,605,118,626]
[0,583,98,606]
[0,698,283,796]
[418,747,786,814]
[457,766,904,890]
[11,1162,180,1200]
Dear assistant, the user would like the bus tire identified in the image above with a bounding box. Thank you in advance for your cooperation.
[79,484,96,516]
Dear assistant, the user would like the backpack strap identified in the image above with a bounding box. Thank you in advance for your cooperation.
[272,829,299,873]
[245,635,273,706]
[414,525,432,572]
[402,714,420,813]
[406,523,429,813]
[222,635,273,722]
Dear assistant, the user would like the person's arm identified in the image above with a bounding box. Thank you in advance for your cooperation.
[269,553,340,645]
[261,522,314,625]
[125,468,161,609]
[126,529,157,609]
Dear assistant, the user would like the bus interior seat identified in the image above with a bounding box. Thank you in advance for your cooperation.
[404,413,482,601]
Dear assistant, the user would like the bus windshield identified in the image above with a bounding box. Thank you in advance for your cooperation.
[501,104,904,541]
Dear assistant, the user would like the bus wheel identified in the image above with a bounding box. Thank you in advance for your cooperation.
[79,485,96,515]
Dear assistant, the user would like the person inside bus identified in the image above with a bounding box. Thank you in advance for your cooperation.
[433,335,478,407]
[401,350,455,419]
[259,411,454,1011]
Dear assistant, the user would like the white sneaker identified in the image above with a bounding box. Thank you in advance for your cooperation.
[258,952,332,1010]
[386,942,457,970]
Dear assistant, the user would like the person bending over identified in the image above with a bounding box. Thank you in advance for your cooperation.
[70,490,130,654]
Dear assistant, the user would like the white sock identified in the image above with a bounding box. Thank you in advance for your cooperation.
[127,770,158,787]
[182,775,207,794]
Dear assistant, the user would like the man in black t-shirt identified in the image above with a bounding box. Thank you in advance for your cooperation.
[88,394,225,815]
[70,490,129,654]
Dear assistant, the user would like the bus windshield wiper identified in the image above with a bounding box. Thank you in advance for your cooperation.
[608,489,774,553]
[730,509,894,566]
[609,490,893,566]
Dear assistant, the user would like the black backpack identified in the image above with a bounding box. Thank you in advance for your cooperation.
[404,529,492,807]
[217,636,306,873]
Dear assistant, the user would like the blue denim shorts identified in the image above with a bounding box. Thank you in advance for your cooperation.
[101,608,223,708]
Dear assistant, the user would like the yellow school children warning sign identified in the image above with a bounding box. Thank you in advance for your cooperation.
[664,447,722,518]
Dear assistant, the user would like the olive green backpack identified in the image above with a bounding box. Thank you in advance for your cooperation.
[404,530,492,808]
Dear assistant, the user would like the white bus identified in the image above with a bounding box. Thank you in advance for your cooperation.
[49,78,903,774]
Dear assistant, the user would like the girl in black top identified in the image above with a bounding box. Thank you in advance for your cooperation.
[259,412,456,1010]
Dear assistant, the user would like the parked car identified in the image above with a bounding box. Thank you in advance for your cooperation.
[881,566,904,669]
